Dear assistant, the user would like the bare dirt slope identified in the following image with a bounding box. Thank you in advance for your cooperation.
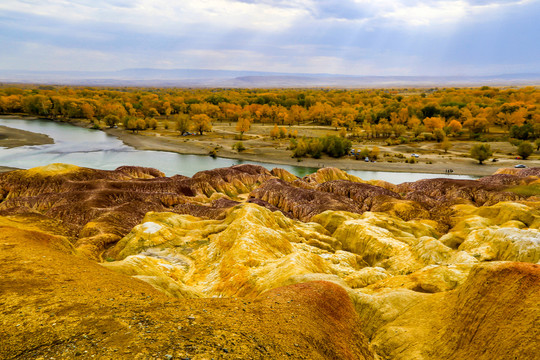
[0,225,374,360]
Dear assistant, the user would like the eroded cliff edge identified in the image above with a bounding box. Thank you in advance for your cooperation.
[1,163,539,359]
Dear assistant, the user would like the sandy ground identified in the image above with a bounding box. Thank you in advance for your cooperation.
[0,124,53,148]
[105,124,540,177]
[0,124,54,172]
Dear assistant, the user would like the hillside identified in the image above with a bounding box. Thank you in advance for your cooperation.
[1,164,539,359]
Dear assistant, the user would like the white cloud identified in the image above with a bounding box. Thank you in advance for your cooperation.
[2,0,534,34]
[365,0,536,27]
[0,0,538,74]
[0,0,308,32]
[381,1,469,26]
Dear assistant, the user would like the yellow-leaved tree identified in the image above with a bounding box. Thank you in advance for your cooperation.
[236,115,252,139]
[191,114,212,135]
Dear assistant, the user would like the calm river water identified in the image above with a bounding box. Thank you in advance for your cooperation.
[0,118,476,183]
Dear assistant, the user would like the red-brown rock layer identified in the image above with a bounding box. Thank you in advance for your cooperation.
[0,164,274,258]
[250,178,364,221]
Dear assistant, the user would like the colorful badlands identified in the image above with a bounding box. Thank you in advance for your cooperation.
[1,164,539,359]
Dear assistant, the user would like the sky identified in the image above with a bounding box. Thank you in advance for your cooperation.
[0,0,539,76]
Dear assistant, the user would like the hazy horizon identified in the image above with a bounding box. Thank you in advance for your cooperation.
[1,1,539,77]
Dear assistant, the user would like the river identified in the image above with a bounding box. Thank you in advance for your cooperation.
[0,118,477,183]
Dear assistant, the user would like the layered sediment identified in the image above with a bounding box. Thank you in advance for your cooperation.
[1,163,539,359]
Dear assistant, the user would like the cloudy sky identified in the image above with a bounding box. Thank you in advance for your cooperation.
[1,0,539,76]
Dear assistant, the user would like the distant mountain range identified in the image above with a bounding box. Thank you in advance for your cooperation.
[1,68,539,88]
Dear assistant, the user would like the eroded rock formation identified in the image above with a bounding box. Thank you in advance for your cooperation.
[1,163,539,359]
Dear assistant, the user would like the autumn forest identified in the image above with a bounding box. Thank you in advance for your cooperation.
[1,85,539,163]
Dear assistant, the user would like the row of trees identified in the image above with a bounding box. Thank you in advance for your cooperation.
[290,135,352,158]
[1,85,539,140]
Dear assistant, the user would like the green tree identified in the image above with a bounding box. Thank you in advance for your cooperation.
[470,144,493,164]
[517,141,534,160]
[293,138,308,158]
[510,124,534,140]
[175,114,191,135]
[103,114,119,128]
[232,141,246,152]
[308,138,323,158]
[433,128,446,142]
[358,148,370,159]
[322,135,352,158]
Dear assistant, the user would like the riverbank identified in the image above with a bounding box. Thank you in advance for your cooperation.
[0,123,55,173]
[104,127,533,177]
[0,116,538,177]
[0,124,53,149]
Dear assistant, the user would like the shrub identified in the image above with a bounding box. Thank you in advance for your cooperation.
[517,141,534,159]
[434,129,445,142]
[354,148,368,160]
[288,138,298,150]
[398,136,409,144]
[293,139,308,158]
[406,157,417,164]
[322,135,352,158]
[470,143,492,164]
[232,141,246,152]
[308,138,323,159]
